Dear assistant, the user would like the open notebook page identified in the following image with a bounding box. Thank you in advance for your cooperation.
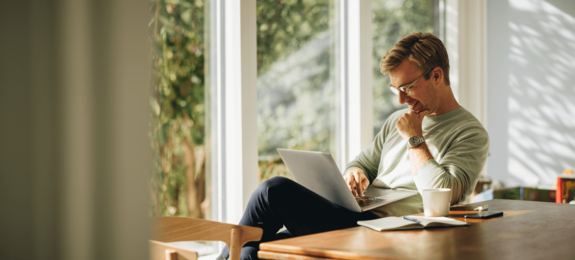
[408,216,469,227]
[358,216,469,231]
[358,217,424,231]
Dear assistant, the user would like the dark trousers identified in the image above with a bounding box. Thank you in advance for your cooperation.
[220,176,378,260]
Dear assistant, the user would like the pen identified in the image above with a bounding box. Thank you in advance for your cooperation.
[402,216,421,224]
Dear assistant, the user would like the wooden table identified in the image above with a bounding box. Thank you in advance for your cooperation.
[258,200,575,260]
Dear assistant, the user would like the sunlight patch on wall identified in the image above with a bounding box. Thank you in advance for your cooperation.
[507,0,575,186]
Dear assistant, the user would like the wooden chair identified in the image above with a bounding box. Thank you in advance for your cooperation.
[150,217,263,260]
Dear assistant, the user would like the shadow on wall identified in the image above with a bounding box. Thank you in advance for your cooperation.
[507,0,575,186]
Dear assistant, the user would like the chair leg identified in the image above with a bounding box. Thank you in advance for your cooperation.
[229,227,242,260]
[165,249,178,260]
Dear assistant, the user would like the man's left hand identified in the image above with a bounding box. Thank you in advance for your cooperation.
[396,110,430,140]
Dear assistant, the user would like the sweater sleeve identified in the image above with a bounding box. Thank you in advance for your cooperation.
[413,126,490,205]
[344,133,382,184]
[344,112,398,184]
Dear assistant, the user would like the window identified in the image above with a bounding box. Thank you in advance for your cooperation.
[256,0,338,182]
[147,0,445,225]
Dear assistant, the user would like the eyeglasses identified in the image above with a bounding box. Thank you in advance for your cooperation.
[389,68,433,96]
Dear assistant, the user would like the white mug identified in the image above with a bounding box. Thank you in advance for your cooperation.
[422,188,452,217]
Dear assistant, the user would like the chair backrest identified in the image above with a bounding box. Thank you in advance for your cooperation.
[151,217,263,260]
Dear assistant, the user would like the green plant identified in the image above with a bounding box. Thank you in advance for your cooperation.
[149,0,208,218]
[258,157,292,183]
[256,0,335,164]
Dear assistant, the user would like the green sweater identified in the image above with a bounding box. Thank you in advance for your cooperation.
[345,107,489,217]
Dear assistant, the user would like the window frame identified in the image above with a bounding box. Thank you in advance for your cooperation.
[209,0,258,225]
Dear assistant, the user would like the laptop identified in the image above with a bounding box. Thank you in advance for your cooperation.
[277,148,418,212]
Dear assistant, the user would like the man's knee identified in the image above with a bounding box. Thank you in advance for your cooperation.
[257,176,293,193]
[252,176,294,202]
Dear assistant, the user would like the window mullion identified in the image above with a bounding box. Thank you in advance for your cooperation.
[339,0,374,170]
[212,0,258,225]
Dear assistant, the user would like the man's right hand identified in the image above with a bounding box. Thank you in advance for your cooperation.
[343,168,369,197]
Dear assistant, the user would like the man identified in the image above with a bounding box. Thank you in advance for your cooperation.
[219,32,489,260]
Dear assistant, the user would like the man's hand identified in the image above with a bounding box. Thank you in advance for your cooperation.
[344,168,369,197]
[396,110,434,175]
[396,110,430,140]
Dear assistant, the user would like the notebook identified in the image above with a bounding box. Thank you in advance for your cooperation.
[357,216,469,231]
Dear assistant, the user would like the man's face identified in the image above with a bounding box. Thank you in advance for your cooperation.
[389,59,440,115]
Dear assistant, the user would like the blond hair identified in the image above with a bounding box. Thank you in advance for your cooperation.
[380,32,450,86]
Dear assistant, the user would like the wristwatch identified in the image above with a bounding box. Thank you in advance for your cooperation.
[407,136,425,148]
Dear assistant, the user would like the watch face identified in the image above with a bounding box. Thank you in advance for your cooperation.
[408,136,424,147]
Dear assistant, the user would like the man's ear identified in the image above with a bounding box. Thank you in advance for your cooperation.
[432,67,443,85]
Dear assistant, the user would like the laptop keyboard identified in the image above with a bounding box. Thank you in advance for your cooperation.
[355,197,385,208]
